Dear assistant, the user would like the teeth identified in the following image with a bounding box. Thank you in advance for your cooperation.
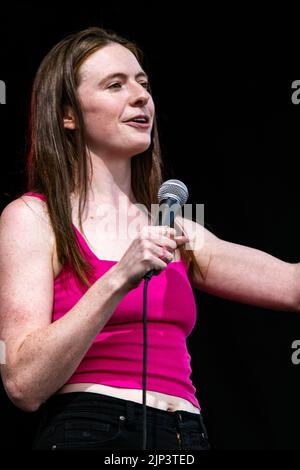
[133,118,146,123]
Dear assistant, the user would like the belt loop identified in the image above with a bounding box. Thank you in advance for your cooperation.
[125,399,136,423]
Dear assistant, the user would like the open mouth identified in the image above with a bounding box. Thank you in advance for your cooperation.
[125,116,151,128]
[130,116,149,124]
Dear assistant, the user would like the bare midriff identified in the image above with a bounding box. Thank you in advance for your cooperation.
[56,383,200,414]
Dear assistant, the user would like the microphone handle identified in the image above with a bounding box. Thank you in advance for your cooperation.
[143,199,180,281]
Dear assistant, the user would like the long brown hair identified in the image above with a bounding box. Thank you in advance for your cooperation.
[26,27,202,287]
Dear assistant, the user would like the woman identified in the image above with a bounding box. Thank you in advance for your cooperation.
[0,27,298,451]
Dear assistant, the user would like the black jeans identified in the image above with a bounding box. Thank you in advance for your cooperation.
[32,392,211,451]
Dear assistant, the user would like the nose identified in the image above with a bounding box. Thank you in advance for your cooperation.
[129,82,150,107]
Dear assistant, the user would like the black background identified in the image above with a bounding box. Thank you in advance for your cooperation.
[1,3,300,450]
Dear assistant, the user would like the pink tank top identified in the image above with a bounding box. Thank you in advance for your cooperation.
[23,192,200,409]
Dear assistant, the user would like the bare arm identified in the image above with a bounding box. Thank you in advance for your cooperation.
[178,217,300,312]
[0,198,129,412]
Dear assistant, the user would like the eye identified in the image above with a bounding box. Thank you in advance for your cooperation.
[139,81,150,90]
[108,82,122,89]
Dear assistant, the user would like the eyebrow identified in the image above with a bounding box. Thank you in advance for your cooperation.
[99,71,149,85]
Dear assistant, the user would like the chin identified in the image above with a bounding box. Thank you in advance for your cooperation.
[128,140,152,156]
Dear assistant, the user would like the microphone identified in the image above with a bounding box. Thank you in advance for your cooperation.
[144,179,189,281]
[141,179,189,449]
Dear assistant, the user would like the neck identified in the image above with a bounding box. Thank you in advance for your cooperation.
[78,150,137,207]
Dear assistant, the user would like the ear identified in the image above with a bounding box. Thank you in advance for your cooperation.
[63,106,76,130]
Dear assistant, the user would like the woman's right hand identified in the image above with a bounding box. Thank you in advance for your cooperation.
[113,225,189,290]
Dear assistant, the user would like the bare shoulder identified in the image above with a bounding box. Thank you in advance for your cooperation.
[0,195,55,251]
[0,195,57,296]
[3,195,52,228]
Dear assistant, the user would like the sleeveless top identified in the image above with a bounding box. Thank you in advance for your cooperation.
[23,192,200,409]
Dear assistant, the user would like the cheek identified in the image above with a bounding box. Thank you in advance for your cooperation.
[82,101,119,134]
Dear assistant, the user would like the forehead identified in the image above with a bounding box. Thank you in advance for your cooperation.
[78,43,143,82]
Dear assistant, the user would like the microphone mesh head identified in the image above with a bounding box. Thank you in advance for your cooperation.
[157,179,189,206]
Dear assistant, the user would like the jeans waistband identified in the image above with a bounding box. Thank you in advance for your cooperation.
[44,392,204,431]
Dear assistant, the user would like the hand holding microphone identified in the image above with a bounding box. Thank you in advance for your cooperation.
[144,179,189,280]
[113,180,189,290]
[114,225,189,290]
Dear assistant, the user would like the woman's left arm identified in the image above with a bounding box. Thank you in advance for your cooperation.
[179,217,300,312]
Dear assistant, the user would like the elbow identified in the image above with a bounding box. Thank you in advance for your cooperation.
[3,376,41,412]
